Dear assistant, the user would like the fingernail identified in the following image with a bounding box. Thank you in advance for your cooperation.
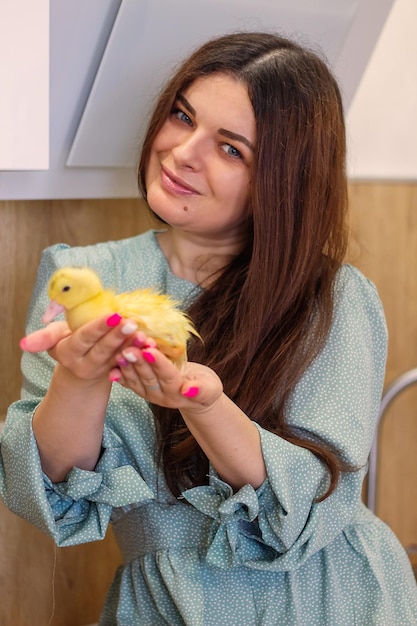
[121,321,138,335]
[107,313,122,327]
[109,371,122,382]
[182,386,199,398]
[122,350,137,363]
[116,356,129,368]
[20,337,28,350]
[132,335,146,348]
[132,336,157,349]
[142,350,155,364]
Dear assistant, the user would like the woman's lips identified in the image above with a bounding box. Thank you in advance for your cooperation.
[160,167,200,196]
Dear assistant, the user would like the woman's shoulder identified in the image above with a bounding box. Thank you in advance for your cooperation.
[38,229,167,290]
[335,263,381,300]
[336,263,378,294]
[42,229,158,266]
[333,263,387,337]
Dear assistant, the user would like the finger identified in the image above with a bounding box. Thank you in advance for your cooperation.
[128,331,157,350]
[179,367,223,406]
[181,384,200,398]
[139,348,180,388]
[108,366,124,384]
[117,347,177,394]
[20,322,71,353]
[72,315,137,351]
[51,316,141,376]
[114,357,159,397]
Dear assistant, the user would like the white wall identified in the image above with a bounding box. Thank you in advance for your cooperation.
[347,0,417,180]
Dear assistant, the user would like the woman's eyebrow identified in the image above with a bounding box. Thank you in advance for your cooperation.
[177,93,254,152]
[177,94,196,116]
[218,128,254,152]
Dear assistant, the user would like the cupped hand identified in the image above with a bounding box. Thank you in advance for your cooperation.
[112,339,224,412]
[20,315,141,382]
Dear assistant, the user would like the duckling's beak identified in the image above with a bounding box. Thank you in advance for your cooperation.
[42,300,66,324]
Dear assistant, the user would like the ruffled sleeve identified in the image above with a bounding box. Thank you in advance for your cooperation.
[0,243,155,546]
[182,265,387,571]
[1,406,154,546]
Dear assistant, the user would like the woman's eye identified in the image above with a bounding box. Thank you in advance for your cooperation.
[221,144,243,159]
[171,107,192,126]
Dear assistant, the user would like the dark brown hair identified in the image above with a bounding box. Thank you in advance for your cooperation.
[138,32,350,500]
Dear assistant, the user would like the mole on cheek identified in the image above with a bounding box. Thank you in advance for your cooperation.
[183,206,189,211]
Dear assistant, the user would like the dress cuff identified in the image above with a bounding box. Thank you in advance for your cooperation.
[182,471,279,568]
[42,424,154,544]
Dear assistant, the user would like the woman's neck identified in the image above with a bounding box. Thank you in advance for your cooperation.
[156,229,244,287]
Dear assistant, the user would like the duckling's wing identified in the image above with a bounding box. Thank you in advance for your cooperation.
[114,289,199,348]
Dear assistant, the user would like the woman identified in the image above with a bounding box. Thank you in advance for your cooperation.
[1,32,416,625]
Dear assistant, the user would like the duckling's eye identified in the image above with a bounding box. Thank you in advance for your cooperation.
[62,285,71,292]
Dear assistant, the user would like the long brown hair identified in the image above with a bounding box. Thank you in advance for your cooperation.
[138,32,350,500]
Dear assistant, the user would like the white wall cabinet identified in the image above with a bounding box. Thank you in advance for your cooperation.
[0,0,49,170]
[0,0,403,199]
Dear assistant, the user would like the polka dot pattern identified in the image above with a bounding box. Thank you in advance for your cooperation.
[1,230,417,624]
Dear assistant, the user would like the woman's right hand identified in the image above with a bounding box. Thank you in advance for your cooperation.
[21,315,139,383]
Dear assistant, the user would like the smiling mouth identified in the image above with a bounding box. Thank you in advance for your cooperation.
[161,167,200,195]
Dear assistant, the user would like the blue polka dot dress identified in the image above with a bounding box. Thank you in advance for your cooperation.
[1,230,417,625]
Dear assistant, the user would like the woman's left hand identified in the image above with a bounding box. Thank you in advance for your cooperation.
[114,332,266,490]
[111,332,223,412]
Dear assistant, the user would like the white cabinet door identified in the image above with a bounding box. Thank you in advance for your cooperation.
[0,0,49,170]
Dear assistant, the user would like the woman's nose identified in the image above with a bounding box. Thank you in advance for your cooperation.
[172,131,205,169]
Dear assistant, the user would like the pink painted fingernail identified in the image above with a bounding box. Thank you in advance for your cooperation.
[182,386,199,398]
[106,313,122,327]
[132,336,157,349]
[116,356,129,368]
[132,335,146,348]
[109,371,122,382]
[20,337,28,350]
[142,350,155,364]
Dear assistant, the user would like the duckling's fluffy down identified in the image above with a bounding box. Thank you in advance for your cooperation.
[43,266,200,366]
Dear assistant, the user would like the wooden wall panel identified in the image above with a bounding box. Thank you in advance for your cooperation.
[0,501,121,626]
[0,198,155,626]
[0,185,416,624]
[348,183,417,380]
[348,183,417,551]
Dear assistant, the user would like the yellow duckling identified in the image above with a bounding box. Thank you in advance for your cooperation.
[42,266,200,366]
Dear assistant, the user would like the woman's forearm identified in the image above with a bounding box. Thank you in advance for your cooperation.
[180,393,266,490]
[33,364,111,482]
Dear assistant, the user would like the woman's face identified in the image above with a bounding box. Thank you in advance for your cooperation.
[145,73,256,242]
